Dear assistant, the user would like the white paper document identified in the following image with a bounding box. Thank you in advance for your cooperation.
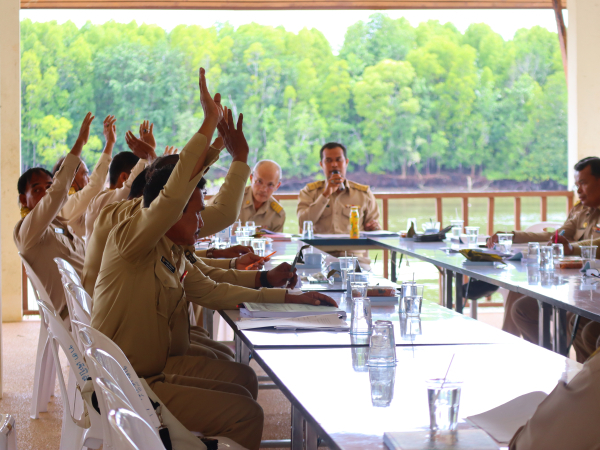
[241,302,346,319]
[236,314,349,331]
[466,391,548,444]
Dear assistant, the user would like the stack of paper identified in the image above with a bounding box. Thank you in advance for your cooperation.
[241,302,346,319]
[236,314,349,331]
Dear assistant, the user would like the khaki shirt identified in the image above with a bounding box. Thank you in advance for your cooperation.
[513,205,600,244]
[237,186,285,232]
[509,353,597,450]
[60,152,111,239]
[14,153,86,316]
[84,158,146,242]
[91,133,285,377]
[297,179,380,234]
[82,160,250,297]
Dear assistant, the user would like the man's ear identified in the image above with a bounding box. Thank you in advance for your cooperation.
[319,160,324,170]
[250,174,254,183]
[119,172,130,185]
[275,181,282,191]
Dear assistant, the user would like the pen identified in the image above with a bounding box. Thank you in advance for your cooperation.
[244,251,277,270]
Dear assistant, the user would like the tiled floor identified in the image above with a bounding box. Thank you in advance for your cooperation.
[0,310,511,449]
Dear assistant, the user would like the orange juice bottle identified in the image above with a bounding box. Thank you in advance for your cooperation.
[350,206,360,239]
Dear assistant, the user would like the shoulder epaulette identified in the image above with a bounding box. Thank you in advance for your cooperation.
[349,181,369,192]
[270,201,283,214]
[306,180,325,191]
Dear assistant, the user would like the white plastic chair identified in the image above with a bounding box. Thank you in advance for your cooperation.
[108,409,164,450]
[54,257,82,285]
[0,414,18,450]
[524,221,564,233]
[19,253,57,420]
[36,300,103,450]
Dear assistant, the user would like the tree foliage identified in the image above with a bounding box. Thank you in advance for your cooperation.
[20,15,567,184]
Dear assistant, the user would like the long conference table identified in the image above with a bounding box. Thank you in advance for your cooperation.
[215,236,588,450]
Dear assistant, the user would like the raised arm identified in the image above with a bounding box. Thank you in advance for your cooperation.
[17,113,94,250]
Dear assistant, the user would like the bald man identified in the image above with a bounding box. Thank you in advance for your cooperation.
[237,160,286,232]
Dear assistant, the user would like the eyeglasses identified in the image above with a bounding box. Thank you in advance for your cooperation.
[252,178,278,190]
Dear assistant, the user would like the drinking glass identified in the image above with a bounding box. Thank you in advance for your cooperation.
[252,238,266,257]
[528,242,541,264]
[237,236,253,247]
[400,281,417,314]
[245,221,256,228]
[350,335,370,372]
[368,320,396,366]
[450,219,464,237]
[399,315,422,340]
[497,233,513,253]
[427,379,462,431]
[464,226,479,246]
[302,220,314,239]
[369,366,396,407]
[350,272,371,298]
[540,245,554,271]
[404,284,424,317]
[339,257,357,288]
[552,243,565,263]
[350,297,372,335]
[581,245,598,262]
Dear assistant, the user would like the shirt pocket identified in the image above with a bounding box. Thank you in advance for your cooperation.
[154,259,180,320]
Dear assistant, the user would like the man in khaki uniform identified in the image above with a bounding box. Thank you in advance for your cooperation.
[91,72,334,449]
[509,350,600,450]
[236,160,285,232]
[54,115,117,239]
[15,113,95,318]
[297,142,381,260]
[499,157,600,361]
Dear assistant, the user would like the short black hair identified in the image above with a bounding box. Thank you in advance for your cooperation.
[146,154,179,181]
[18,168,53,195]
[574,157,600,178]
[143,164,207,208]
[319,142,347,161]
[128,168,147,200]
[52,156,66,176]
[109,152,140,186]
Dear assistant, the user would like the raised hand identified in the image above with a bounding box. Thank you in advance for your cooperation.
[164,146,179,155]
[217,108,249,163]
[199,67,223,128]
[72,112,95,156]
[103,115,117,145]
[211,105,228,151]
[139,120,156,149]
[125,131,157,162]
[324,172,344,197]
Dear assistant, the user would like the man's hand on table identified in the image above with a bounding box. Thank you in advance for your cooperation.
[265,262,297,288]
[546,235,574,255]
[365,220,381,231]
[238,252,269,270]
[285,291,338,307]
[212,245,253,259]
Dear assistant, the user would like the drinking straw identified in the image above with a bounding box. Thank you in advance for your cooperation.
[433,354,456,402]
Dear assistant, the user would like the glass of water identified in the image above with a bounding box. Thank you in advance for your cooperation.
[369,366,396,407]
[464,226,479,246]
[350,297,372,335]
[252,238,266,256]
[404,284,424,317]
[581,245,598,262]
[427,379,462,431]
[552,243,565,263]
[245,221,256,228]
[450,220,464,238]
[350,335,370,372]
[368,320,396,366]
[528,242,541,264]
[339,257,357,288]
[540,245,554,271]
[350,272,370,298]
[497,233,513,253]
[302,220,314,239]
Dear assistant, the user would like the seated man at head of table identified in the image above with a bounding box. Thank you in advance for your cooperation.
[487,156,600,362]
[297,142,381,261]
[91,69,336,449]
[234,159,285,232]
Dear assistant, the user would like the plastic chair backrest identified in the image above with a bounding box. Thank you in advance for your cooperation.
[83,345,160,429]
[109,409,165,450]
[54,257,82,285]
[524,221,564,233]
[64,283,92,324]
[20,253,53,307]
[95,377,136,413]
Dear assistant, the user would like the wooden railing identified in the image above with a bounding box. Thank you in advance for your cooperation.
[273,190,575,236]
[21,190,574,316]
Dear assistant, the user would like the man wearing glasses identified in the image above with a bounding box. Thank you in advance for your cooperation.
[238,159,286,232]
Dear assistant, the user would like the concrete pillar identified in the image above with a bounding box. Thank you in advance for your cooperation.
[568,0,600,189]
[0,0,23,330]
